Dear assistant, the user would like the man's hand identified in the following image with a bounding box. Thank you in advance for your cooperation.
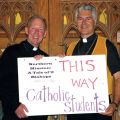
[34,55,43,60]
[15,104,28,119]
[100,103,117,116]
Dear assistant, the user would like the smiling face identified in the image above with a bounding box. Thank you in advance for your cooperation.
[25,18,47,47]
[77,10,96,38]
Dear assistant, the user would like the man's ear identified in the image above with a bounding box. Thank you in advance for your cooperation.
[25,27,28,35]
[44,31,47,38]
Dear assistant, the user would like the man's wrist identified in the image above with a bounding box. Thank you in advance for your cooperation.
[110,102,118,111]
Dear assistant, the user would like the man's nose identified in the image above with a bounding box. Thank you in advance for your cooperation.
[82,18,87,24]
[34,29,39,35]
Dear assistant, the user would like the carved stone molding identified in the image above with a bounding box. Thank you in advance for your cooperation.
[0,0,36,54]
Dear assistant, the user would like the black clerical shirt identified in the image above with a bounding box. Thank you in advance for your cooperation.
[0,40,48,120]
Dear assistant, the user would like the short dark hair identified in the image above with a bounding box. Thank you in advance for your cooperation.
[26,15,47,30]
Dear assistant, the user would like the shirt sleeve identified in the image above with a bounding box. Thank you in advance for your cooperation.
[106,40,120,75]
[0,47,21,112]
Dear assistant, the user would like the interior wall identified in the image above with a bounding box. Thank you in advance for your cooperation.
[0,1,120,120]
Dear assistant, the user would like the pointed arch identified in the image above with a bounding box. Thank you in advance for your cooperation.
[96,23,109,38]
[0,23,10,40]
[0,2,11,15]
[13,22,27,42]
[62,23,80,40]
[62,23,80,52]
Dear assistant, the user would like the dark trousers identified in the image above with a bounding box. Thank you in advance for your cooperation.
[67,113,112,120]
[2,115,47,120]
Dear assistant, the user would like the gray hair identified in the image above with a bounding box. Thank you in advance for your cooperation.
[26,15,47,30]
[75,4,97,23]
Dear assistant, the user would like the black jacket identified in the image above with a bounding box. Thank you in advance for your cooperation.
[0,40,48,120]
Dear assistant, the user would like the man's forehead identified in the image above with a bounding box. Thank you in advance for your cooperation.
[29,21,44,27]
[79,10,92,15]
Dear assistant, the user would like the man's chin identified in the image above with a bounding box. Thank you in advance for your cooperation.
[33,41,42,46]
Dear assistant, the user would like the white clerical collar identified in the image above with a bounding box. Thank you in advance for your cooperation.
[82,38,87,43]
[32,47,38,51]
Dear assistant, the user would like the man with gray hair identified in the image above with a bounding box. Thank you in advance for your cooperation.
[66,4,120,120]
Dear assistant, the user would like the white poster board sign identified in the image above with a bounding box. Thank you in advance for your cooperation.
[17,55,109,116]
